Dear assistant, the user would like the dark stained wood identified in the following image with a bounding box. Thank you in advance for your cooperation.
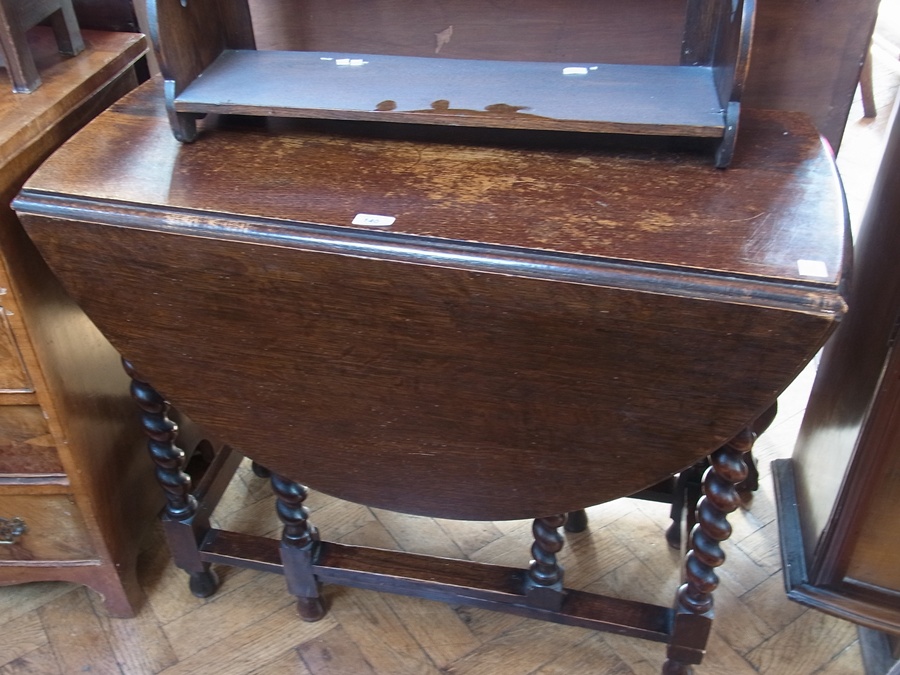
[145,0,254,139]
[13,75,848,670]
[271,472,326,621]
[249,0,687,62]
[71,0,138,31]
[743,0,879,152]
[774,88,900,636]
[16,79,848,521]
[0,29,155,617]
[188,440,763,673]
[201,529,676,643]
[147,0,752,165]
[665,427,754,671]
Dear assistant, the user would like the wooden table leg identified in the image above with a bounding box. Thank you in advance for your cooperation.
[271,473,326,621]
[524,514,567,611]
[124,359,220,597]
[663,426,756,673]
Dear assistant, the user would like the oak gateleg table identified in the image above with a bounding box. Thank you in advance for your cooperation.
[13,79,848,673]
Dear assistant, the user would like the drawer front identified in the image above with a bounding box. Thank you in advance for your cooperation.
[0,494,95,562]
[0,405,64,475]
[0,305,31,392]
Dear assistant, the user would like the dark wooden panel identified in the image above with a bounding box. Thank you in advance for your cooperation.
[71,0,138,31]
[742,0,880,151]
[17,216,836,520]
[792,97,900,581]
[247,0,687,64]
[844,349,900,591]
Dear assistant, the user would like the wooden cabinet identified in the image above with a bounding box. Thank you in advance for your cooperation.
[0,29,155,617]
[773,93,900,637]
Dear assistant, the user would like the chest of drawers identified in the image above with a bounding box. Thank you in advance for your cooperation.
[0,28,153,617]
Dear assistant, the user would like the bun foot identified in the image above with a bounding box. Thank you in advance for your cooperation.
[188,569,220,598]
[296,596,326,622]
[251,461,271,478]
[564,509,588,533]
[662,659,693,675]
[665,522,682,549]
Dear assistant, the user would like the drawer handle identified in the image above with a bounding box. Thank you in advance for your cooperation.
[0,517,27,544]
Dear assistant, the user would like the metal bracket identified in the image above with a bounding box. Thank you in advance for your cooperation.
[0,516,27,544]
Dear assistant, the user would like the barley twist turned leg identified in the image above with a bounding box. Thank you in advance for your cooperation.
[271,473,325,621]
[524,514,567,611]
[123,358,219,597]
[663,427,755,674]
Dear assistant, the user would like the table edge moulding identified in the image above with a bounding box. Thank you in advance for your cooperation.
[12,76,849,672]
[145,0,755,167]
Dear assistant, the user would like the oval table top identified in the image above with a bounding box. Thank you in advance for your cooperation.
[14,79,848,520]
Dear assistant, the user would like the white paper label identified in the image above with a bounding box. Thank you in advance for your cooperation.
[352,213,396,227]
[797,259,828,278]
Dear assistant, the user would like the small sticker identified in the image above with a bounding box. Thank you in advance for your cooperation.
[352,213,395,227]
[797,259,828,278]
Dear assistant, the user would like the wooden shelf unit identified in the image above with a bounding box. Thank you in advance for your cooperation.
[147,0,755,167]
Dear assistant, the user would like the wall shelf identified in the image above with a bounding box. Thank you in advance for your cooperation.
[148,0,755,166]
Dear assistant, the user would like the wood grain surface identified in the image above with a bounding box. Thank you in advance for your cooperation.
[15,79,847,521]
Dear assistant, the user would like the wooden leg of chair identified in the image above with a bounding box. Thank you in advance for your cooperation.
[663,426,755,674]
[48,2,85,56]
[0,20,40,92]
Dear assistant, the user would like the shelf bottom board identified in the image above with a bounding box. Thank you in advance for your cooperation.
[175,50,727,137]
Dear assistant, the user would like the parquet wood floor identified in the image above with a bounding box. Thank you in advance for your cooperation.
[2,22,898,675]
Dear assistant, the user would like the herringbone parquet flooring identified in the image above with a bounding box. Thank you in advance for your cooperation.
[2,14,899,675]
